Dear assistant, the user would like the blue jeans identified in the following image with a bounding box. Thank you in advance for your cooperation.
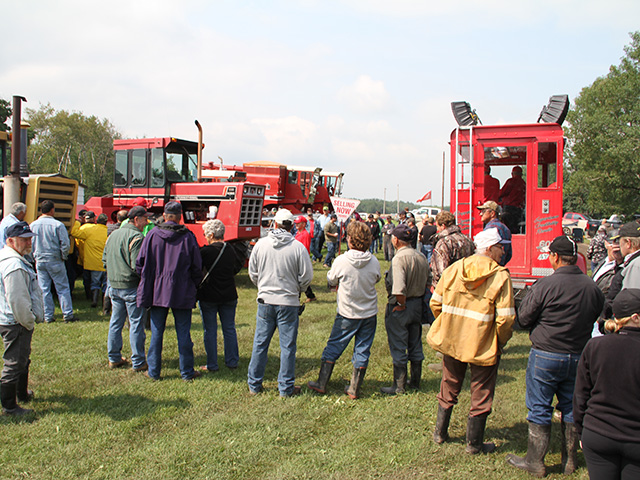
[89,270,106,292]
[107,287,146,369]
[525,348,581,425]
[310,236,322,261]
[247,303,299,396]
[421,244,433,263]
[321,314,377,368]
[36,260,74,320]
[199,300,239,370]
[325,241,338,266]
[147,307,196,380]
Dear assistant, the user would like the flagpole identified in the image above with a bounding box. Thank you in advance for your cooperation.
[441,152,445,211]
[383,188,386,215]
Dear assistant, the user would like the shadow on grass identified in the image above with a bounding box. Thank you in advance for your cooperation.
[40,393,186,420]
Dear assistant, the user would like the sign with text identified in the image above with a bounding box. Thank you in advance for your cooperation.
[330,197,360,223]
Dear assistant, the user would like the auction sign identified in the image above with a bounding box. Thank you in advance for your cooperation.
[330,197,360,223]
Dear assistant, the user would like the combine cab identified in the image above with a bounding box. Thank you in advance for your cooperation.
[85,137,265,245]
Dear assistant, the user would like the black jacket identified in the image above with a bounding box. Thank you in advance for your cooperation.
[574,327,640,442]
[518,265,604,354]
[196,242,241,303]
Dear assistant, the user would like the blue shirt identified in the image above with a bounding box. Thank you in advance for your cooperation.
[30,215,70,263]
[485,218,512,266]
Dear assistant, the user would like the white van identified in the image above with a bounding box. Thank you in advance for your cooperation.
[412,207,441,218]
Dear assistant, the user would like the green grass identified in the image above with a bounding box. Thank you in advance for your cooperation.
[0,253,588,479]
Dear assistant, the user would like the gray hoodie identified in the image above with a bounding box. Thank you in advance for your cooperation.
[249,229,313,307]
[327,249,381,319]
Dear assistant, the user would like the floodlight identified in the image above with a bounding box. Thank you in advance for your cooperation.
[537,95,569,125]
[451,101,481,126]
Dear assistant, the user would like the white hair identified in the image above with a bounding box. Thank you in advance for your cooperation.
[203,219,225,240]
[10,202,26,216]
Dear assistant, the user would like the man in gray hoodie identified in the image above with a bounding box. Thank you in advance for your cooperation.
[247,208,314,397]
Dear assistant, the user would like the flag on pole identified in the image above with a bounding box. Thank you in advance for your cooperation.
[417,191,432,203]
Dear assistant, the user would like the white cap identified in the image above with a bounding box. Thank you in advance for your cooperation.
[274,208,294,224]
[474,227,509,250]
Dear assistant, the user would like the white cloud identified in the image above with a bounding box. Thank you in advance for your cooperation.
[250,116,318,160]
[338,75,392,114]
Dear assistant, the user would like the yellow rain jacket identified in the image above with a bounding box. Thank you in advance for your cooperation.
[71,223,107,272]
[427,254,515,366]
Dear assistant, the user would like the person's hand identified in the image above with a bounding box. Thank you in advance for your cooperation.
[392,304,406,313]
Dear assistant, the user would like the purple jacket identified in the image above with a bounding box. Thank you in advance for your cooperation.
[135,221,203,309]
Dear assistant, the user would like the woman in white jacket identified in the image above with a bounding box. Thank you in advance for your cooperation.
[307,221,381,399]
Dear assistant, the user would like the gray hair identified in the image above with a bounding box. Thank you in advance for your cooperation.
[10,202,26,216]
[203,219,225,240]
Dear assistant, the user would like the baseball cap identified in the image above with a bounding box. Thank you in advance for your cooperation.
[607,228,621,242]
[164,201,182,215]
[84,211,96,220]
[545,235,578,256]
[613,288,640,319]
[294,215,307,224]
[390,224,413,242]
[5,221,36,239]
[474,227,510,250]
[128,206,150,220]
[476,201,500,213]
[132,196,148,207]
[274,208,294,224]
[619,221,640,238]
[323,206,329,211]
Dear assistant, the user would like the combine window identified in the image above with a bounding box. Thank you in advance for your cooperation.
[114,151,128,186]
[151,148,164,187]
[131,149,147,186]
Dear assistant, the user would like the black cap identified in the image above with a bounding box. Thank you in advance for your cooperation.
[391,224,413,242]
[548,235,577,256]
[84,211,96,219]
[5,221,35,239]
[613,288,640,318]
[619,221,640,238]
[607,229,620,242]
[164,201,182,215]
[128,206,150,220]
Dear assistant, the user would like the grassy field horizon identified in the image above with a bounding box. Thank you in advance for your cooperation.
[0,252,589,479]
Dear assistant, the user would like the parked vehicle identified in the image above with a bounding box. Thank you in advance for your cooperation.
[562,212,600,237]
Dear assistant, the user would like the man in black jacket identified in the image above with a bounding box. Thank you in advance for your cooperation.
[506,235,604,477]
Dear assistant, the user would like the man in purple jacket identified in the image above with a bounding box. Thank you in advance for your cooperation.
[136,201,203,381]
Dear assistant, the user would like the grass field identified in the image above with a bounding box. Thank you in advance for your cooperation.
[0,253,589,479]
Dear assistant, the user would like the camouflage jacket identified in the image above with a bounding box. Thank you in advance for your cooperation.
[430,224,476,286]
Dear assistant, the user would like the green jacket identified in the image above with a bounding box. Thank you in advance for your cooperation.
[102,223,144,289]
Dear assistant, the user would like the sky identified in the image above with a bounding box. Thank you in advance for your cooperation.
[2,0,639,206]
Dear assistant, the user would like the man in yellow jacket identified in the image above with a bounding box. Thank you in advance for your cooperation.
[71,212,108,308]
[427,227,515,455]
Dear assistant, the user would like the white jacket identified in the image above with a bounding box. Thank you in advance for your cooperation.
[327,250,381,319]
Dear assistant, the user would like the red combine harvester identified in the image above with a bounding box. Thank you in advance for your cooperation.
[449,95,581,292]
[202,160,343,213]
[84,133,265,247]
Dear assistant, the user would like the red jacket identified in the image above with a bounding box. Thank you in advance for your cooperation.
[295,229,311,253]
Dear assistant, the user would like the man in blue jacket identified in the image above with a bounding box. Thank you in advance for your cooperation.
[136,202,203,381]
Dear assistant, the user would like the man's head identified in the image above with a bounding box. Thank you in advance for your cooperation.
[128,206,150,232]
[407,218,416,227]
[78,209,87,224]
[294,215,307,227]
[97,213,108,225]
[390,223,413,249]
[474,227,509,264]
[84,211,96,223]
[274,208,294,231]
[476,201,500,226]
[40,200,55,215]
[618,221,640,258]
[133,196,147,208]
[330,213,337,223]
[546,235,578,269]
[347,221,372,252]
[163,201,182,223]
[368,214,374,221]
[10,202,27,221]
[323,206,329,215]
[435,211,456,232]
[116,209,129,223]
[5,221,35,256]
[605,229,623,264]
[512,166,523,177]
[398,211,406,220]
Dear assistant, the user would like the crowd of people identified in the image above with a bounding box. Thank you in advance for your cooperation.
[1,198,639,479]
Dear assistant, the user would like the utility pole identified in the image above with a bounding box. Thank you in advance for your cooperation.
[396,184,399,216]
[383,188,386,215]
[3,95,26,218]
[441,152,445,211]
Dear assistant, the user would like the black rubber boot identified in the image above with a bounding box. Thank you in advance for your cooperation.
[344,367,366,399]
[465,415,496,454]
[561,421,578,475]
[102,291,112,316]
[506,422,551,477]
[1,382,33,415]
[408,361,422,390]
[433,405,453,444]
[91,289,100,308]
[380,364,407,395]
[17,361,34,403]
[307,361,334,394]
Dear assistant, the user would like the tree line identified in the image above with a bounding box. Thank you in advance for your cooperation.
[2,31,639,209]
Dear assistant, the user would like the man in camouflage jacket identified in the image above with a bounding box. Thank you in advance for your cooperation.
[430,211,475,287]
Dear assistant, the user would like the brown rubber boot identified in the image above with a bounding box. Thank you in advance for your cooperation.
[344,367,366,399]
[433,405,453,444]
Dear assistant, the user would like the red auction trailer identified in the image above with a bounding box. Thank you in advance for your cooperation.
[450,123,565,290]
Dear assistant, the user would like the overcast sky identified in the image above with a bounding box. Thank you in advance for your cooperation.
[2,0,639,205]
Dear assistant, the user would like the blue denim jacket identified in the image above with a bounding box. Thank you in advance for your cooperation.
[30,215,70,263]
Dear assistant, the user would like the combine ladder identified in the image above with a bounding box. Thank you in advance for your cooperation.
[454,127,474,236]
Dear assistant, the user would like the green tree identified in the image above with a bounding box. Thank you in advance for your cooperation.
[565,31,640,217]
[0,98,11,131]
[26,104,121,197]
